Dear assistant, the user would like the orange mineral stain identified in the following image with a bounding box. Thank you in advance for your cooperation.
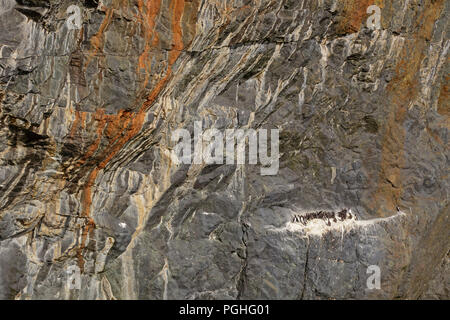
[371,0,445,215]
[69,111,82,137]
[74,0,190,271]
[137,0,162,90]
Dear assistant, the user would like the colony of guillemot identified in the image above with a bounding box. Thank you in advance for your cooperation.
[291,209,355,226]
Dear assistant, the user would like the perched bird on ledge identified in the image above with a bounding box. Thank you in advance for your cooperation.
[291,209,356,226]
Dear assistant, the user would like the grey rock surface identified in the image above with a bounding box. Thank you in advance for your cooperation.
[0,0,448,299]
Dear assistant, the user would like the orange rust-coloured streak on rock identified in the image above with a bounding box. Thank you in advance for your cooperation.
[81,109,107,161]
[77,215,96,272]
[137,0,162,90]
[437,74,449,117]
[74,4,125,271]
[70,110,87,137]
[372,0,445,216]
[75,111,133,207]
[84,0,186,190]
[80,112,87,130]
[69,111,82,137]
[89,0,187,174]
[99,112,147,170]
[77,165,99,271]
[169,0,185,64]
[76,0,188,271]
[104,110,133,143]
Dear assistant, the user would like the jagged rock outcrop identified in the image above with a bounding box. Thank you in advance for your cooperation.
[0,0,448,299]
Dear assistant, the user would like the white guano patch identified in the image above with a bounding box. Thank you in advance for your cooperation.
[267,210,407,237]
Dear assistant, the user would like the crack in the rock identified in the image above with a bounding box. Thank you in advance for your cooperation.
[236,222,249,299]
[300,236,310,300]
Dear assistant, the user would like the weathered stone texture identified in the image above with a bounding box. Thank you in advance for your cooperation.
[0,0,448,299]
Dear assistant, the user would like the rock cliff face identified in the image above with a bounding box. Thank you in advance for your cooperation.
[0,0,448,299]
